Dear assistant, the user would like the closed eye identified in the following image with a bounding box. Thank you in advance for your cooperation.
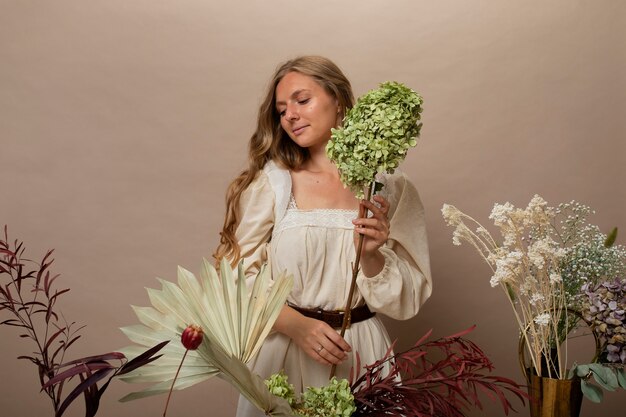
[277,97,310,117]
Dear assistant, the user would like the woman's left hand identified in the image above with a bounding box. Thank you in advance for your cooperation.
[352,195,390,276]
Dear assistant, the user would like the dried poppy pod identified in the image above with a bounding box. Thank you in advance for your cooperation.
[181,324,203,350]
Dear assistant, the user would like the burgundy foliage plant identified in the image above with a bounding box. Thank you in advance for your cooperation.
[0,226,167,417]
[349,326,528,417]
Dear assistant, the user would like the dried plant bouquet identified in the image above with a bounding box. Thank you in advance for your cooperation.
[441,195,626,385]
[118,257,526,416]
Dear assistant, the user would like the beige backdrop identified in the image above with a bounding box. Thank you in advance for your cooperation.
[1,1,625,416]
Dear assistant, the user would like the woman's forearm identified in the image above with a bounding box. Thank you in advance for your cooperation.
[359,250,385,277]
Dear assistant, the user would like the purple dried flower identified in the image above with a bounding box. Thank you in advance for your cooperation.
[583,277,626,364]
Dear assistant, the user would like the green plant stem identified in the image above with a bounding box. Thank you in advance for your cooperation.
[163,349,188,417]
[329,183,374,380]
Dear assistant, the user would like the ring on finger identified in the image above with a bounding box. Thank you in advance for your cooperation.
[316,345,324,353]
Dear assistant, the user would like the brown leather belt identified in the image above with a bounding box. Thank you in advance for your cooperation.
[288,303,375,329]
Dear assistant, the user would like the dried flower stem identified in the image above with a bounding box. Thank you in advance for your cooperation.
[163,349,189,417]
[329,182,374,380]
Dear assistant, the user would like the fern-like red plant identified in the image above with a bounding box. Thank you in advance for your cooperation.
[350,326,528,417]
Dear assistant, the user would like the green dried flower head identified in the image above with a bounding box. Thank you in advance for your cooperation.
[326,81,423,198]
[299,377,356,417]
[265,374,355,417]
[265,370,296,406]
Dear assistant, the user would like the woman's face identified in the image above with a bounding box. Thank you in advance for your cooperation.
[275,71,340,150]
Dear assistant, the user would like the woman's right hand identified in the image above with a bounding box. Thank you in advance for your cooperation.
[273,306,352,366]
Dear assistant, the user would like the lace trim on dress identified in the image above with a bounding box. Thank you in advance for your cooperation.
[287,193,298,210]
[272,194,358,237]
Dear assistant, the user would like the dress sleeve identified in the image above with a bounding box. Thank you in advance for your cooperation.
[355,172,432,320]
[234,171,275,281]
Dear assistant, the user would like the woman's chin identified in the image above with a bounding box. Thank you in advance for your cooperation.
[292,135,332,150]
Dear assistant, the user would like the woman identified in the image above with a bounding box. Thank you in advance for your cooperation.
[214,56,432,416]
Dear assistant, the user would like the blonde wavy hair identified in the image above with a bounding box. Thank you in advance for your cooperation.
[213,56,355,265]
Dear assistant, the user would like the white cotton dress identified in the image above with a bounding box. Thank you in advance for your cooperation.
[235,161,432,417]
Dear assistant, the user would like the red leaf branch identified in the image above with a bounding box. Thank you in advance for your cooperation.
[1,226,167,417]
[350,325,528,417]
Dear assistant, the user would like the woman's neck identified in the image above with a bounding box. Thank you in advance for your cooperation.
[302,142,337,174]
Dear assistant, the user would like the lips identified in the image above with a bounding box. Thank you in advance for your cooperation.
[292,125,308,136]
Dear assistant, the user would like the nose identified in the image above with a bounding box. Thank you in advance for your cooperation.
[284,104,299,121]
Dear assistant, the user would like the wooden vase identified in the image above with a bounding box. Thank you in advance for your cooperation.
[527,373,583,417]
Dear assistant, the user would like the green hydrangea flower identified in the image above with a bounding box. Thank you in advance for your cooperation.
[265,374,355,417]
[265,370,296,406]
[326,81,423,198]
[299,377,356,417]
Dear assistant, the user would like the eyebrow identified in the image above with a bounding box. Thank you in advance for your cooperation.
[275,89,310,106]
